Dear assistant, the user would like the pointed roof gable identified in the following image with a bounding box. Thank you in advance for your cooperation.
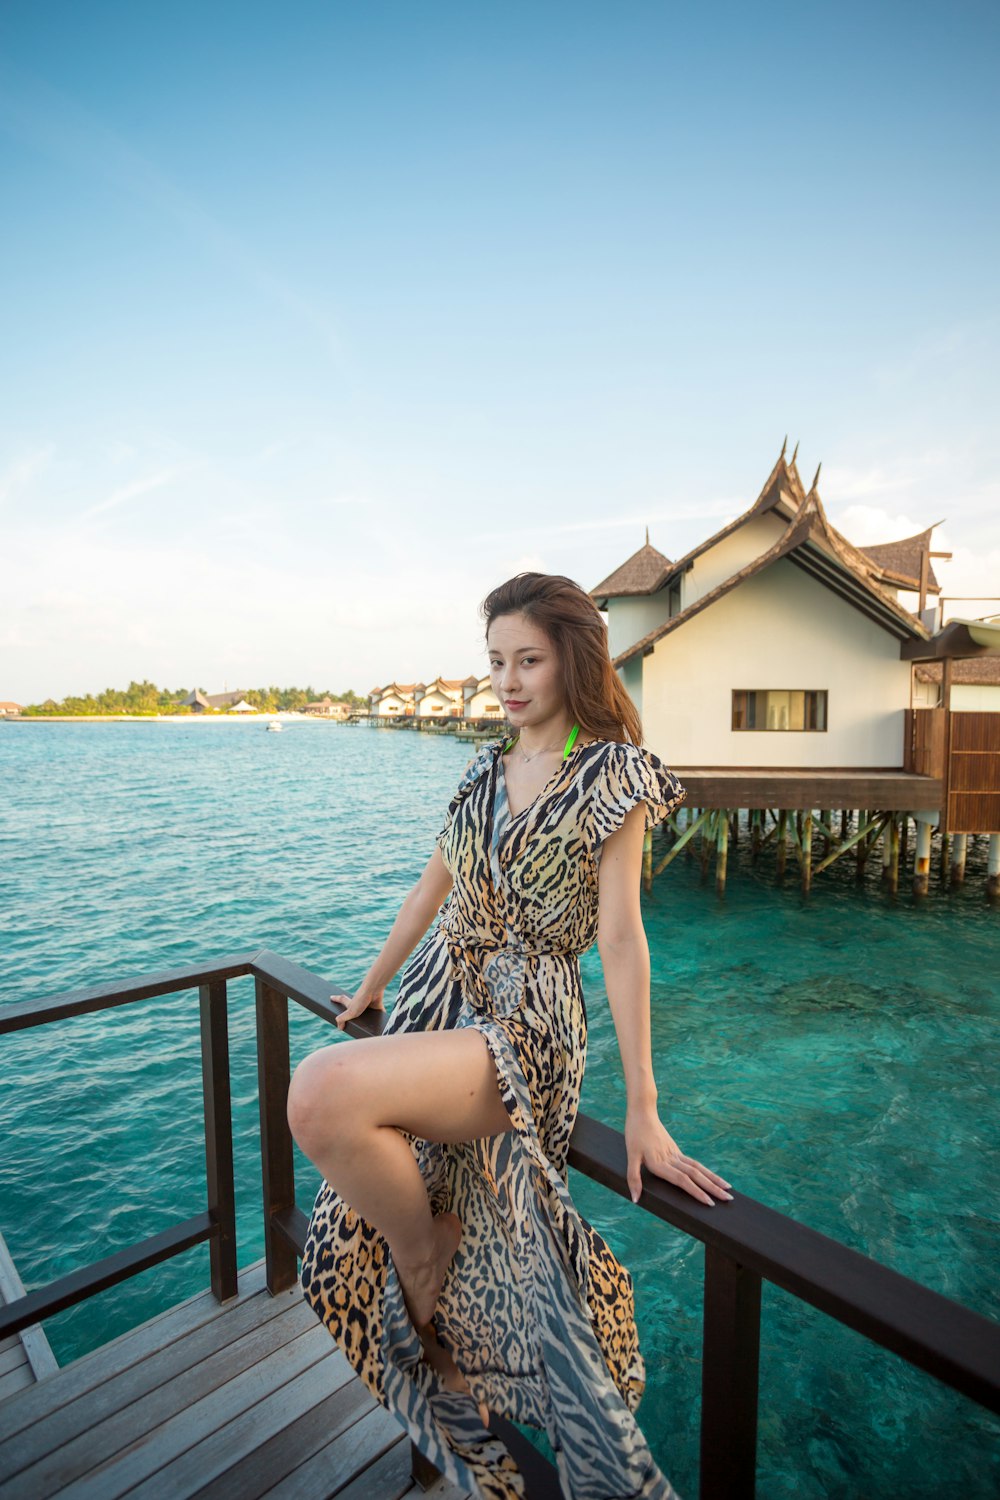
[590,439,807,606]
[614,477,930,666]
[858,526,941,594]
[591,538,673,603]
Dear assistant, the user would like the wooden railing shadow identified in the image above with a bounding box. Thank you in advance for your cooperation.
[1,947,997,1499]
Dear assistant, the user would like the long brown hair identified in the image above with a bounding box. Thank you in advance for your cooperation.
[481,572,643,746]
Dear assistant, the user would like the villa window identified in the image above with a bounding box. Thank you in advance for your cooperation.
[732,689,827,731]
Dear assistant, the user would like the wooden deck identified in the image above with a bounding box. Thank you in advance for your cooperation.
[671,766,943,810]
[0,1260,470,1499]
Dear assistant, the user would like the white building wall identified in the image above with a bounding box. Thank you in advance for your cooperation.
[468,686,503,716]
[683,513,788,606]
[620,656,643,719]
[953,686,1000,711]
[640,558,910,767]
[912,681,1000,711]
[418,689,461,716]
[606,592,673,659]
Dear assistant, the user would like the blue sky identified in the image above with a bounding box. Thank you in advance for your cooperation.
[2,0,998,701]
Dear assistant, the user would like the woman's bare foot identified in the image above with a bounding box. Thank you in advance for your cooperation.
[420,1322,490,1428]
[395,1211,463,1329]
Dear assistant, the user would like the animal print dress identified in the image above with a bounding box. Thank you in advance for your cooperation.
[300,734,688,1499]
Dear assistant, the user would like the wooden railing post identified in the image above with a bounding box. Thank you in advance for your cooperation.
[700,1245,761,1499]
[255,977,298,1293]
[199,977,238,1301]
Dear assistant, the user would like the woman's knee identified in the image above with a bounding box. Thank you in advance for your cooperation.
[287,1044,369,1152]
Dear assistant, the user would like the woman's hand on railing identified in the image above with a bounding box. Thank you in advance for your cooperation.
[332,981,387,1031]
[625,1106,733,1207]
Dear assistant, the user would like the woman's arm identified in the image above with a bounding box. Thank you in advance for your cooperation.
[597,804,733,1207]
[333,847,454,1030]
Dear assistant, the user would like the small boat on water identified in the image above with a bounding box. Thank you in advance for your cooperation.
[266,721,283,733]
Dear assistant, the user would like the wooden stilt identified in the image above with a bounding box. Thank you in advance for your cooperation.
[939,831,951,885]
[840,808,849,840]
[685,806,694,860]
[888,815,900,895]
[716,810,729,896]
[900,814,909,875]
[802,811,812,894]
[751,809,761,860]
[950,833,967,885]
[881,820,892,883]
[776,810,787,879]
[913,820,932,897]
[653,808,712,876]
[642,828,653,893]
[731,811,740,850]
[856,810,869,881]
[701,813,712,880]
[988,834,1000,904]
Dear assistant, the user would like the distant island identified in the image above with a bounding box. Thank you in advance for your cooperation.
[16,680,367,717]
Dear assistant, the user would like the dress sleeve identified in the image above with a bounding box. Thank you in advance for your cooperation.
[589,741,688,853]
[434,739,499,850]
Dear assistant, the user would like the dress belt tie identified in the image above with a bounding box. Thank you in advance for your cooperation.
[441,930,571,1020]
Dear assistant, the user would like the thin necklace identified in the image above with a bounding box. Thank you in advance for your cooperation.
[506,722,580,763]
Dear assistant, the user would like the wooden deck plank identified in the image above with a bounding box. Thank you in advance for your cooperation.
[0,1364,34,1402]
[263,1411,413,1500]
[0,1343,30,1378]
[189,1361,377,1500]
[0,1261,474,1500]
[55,1322,335,1500]
[3,1298,319,1497]
[397,1476,474,1500]
[1,1280,302,1483]
[128,1347,358,1497]
[329,1434,415,1500]
[0,1260,268,1444]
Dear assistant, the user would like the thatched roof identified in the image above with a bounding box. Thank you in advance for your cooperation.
[858,527,941,593]
[614,478,930,666]
[591,538,673,602]
[914,658,1000,685]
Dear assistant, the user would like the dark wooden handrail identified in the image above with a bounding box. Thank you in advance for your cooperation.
[1,948,997,1500]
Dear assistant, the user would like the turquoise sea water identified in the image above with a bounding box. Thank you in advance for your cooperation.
[1,719,997,1499]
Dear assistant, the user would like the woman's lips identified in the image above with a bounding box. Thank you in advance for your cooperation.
[505,700,528,708]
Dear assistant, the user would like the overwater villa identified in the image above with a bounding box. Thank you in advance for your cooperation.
[591,442,1000,898]
[369,677,504,720]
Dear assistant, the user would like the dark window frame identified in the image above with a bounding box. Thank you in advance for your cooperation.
[731,689,828,732]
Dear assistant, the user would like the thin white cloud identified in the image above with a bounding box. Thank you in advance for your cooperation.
[78,469,181,520]
[467,500,740,545]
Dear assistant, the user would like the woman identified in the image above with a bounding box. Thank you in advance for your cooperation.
[288,572,733,1500]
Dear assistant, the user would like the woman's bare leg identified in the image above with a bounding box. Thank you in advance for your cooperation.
[287,1025,511,1421]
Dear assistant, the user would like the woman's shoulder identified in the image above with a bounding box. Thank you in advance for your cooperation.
[584,737,687,845]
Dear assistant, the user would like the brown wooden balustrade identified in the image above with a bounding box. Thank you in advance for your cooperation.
[1,948,997,1499]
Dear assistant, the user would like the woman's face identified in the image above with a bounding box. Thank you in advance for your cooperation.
[486,612,566,731]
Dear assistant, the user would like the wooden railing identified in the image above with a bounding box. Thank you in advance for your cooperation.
[1,949,998,1499]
